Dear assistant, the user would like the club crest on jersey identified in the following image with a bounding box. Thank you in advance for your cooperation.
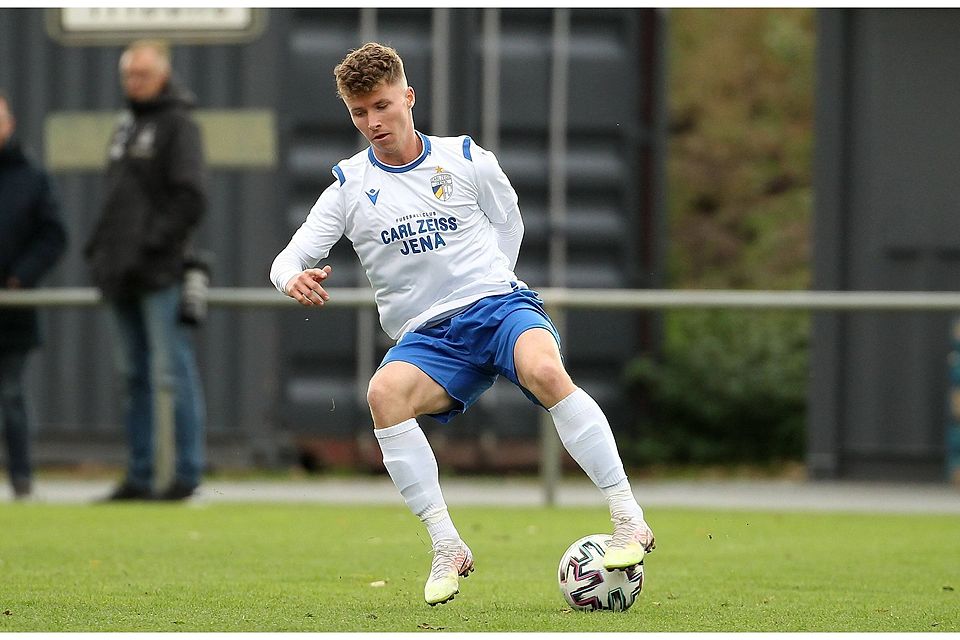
[430,166,454,201]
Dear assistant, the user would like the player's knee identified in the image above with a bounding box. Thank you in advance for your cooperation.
[522,360,571,396]
[366,374,404,415]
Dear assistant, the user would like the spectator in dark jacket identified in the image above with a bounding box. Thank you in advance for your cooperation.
[0,91,68,500]
[84,40,207,501]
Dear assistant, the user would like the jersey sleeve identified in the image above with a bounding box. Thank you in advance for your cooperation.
[471,141,524,270]
[269,179,346,294]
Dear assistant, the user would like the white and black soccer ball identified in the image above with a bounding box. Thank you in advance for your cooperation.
[557,533,644,612]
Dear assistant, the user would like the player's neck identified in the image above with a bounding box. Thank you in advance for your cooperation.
[372,131,423,167]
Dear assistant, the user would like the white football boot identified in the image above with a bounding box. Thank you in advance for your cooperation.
[424,539,474,605]
[603,515,656,570]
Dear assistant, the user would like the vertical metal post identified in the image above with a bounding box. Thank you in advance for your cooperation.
[431,8,451,137]
[355,305,376,409]
[359,8,377,43]
[154,383,175,494]
[540,8,571,507]
[481,8,501,152]
[548,8,570,291]
[355,8,379,412]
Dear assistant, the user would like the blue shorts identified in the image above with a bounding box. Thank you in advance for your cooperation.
[379,289,562,423]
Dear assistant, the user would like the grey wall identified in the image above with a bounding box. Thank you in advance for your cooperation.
[811,8,960,480]
[1,8,290,466]
[1,8,666,471]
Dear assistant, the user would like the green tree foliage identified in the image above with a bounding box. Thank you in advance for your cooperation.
[626,9,814,465]
[668,8,814,290]
[627,310,808,464]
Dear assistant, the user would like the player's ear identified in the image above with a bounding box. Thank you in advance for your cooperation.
[406,87,415,109]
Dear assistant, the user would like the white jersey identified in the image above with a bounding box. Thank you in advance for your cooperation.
[270,132,525,341]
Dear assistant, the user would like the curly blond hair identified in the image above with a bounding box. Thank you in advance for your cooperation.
[334,42,406,99]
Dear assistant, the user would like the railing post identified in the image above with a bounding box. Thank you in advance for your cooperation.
[539,8,571,507]
[154,385,175,494]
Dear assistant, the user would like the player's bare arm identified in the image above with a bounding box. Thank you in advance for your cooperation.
[285,265,332,306]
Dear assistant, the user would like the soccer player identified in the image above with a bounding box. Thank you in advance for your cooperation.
[270,42,654,606]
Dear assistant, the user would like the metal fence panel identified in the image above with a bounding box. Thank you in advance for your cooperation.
[812,8,960,481]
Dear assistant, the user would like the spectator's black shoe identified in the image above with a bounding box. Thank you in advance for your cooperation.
[101,482,154,502]
[12,478,32,501]
[156,482,197,501]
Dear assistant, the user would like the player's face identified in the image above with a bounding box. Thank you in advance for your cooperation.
[344,80,418,164]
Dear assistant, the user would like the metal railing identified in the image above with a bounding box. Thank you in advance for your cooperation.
[9,286,960,310]
[5,286,960,501]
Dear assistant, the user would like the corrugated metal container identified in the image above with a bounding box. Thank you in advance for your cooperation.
[0,8,666,471]
[811,8,960,481]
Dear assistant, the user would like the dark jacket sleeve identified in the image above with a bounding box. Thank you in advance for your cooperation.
[144,115,207,249]
[10,170,68,287]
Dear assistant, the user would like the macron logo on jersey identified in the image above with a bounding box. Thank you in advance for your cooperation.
[366,188,380,205]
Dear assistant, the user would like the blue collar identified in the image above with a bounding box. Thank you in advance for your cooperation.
[367,131,431,173]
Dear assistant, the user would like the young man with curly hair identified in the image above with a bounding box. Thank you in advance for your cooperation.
[271,42,654,606]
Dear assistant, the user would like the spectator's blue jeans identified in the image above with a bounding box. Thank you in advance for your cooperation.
[0,350,31,489]
[110,285,205,490]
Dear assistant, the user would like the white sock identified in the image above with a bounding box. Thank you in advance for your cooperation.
[375,418,460,546]
[549,388,643,519]
[601,478,645,521]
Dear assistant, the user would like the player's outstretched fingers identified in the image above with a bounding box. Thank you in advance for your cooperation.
[301,284,327,306]
[287,267,334,306]
[301,266,332,305]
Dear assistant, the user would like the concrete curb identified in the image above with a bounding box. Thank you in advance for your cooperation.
[5,477,960,514]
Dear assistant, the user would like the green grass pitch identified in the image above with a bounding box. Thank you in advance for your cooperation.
[0,501,957,632]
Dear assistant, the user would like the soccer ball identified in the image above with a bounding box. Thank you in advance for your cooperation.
[557,533,644,612]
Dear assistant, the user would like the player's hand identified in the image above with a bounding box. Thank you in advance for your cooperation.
[286,265,332,306]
